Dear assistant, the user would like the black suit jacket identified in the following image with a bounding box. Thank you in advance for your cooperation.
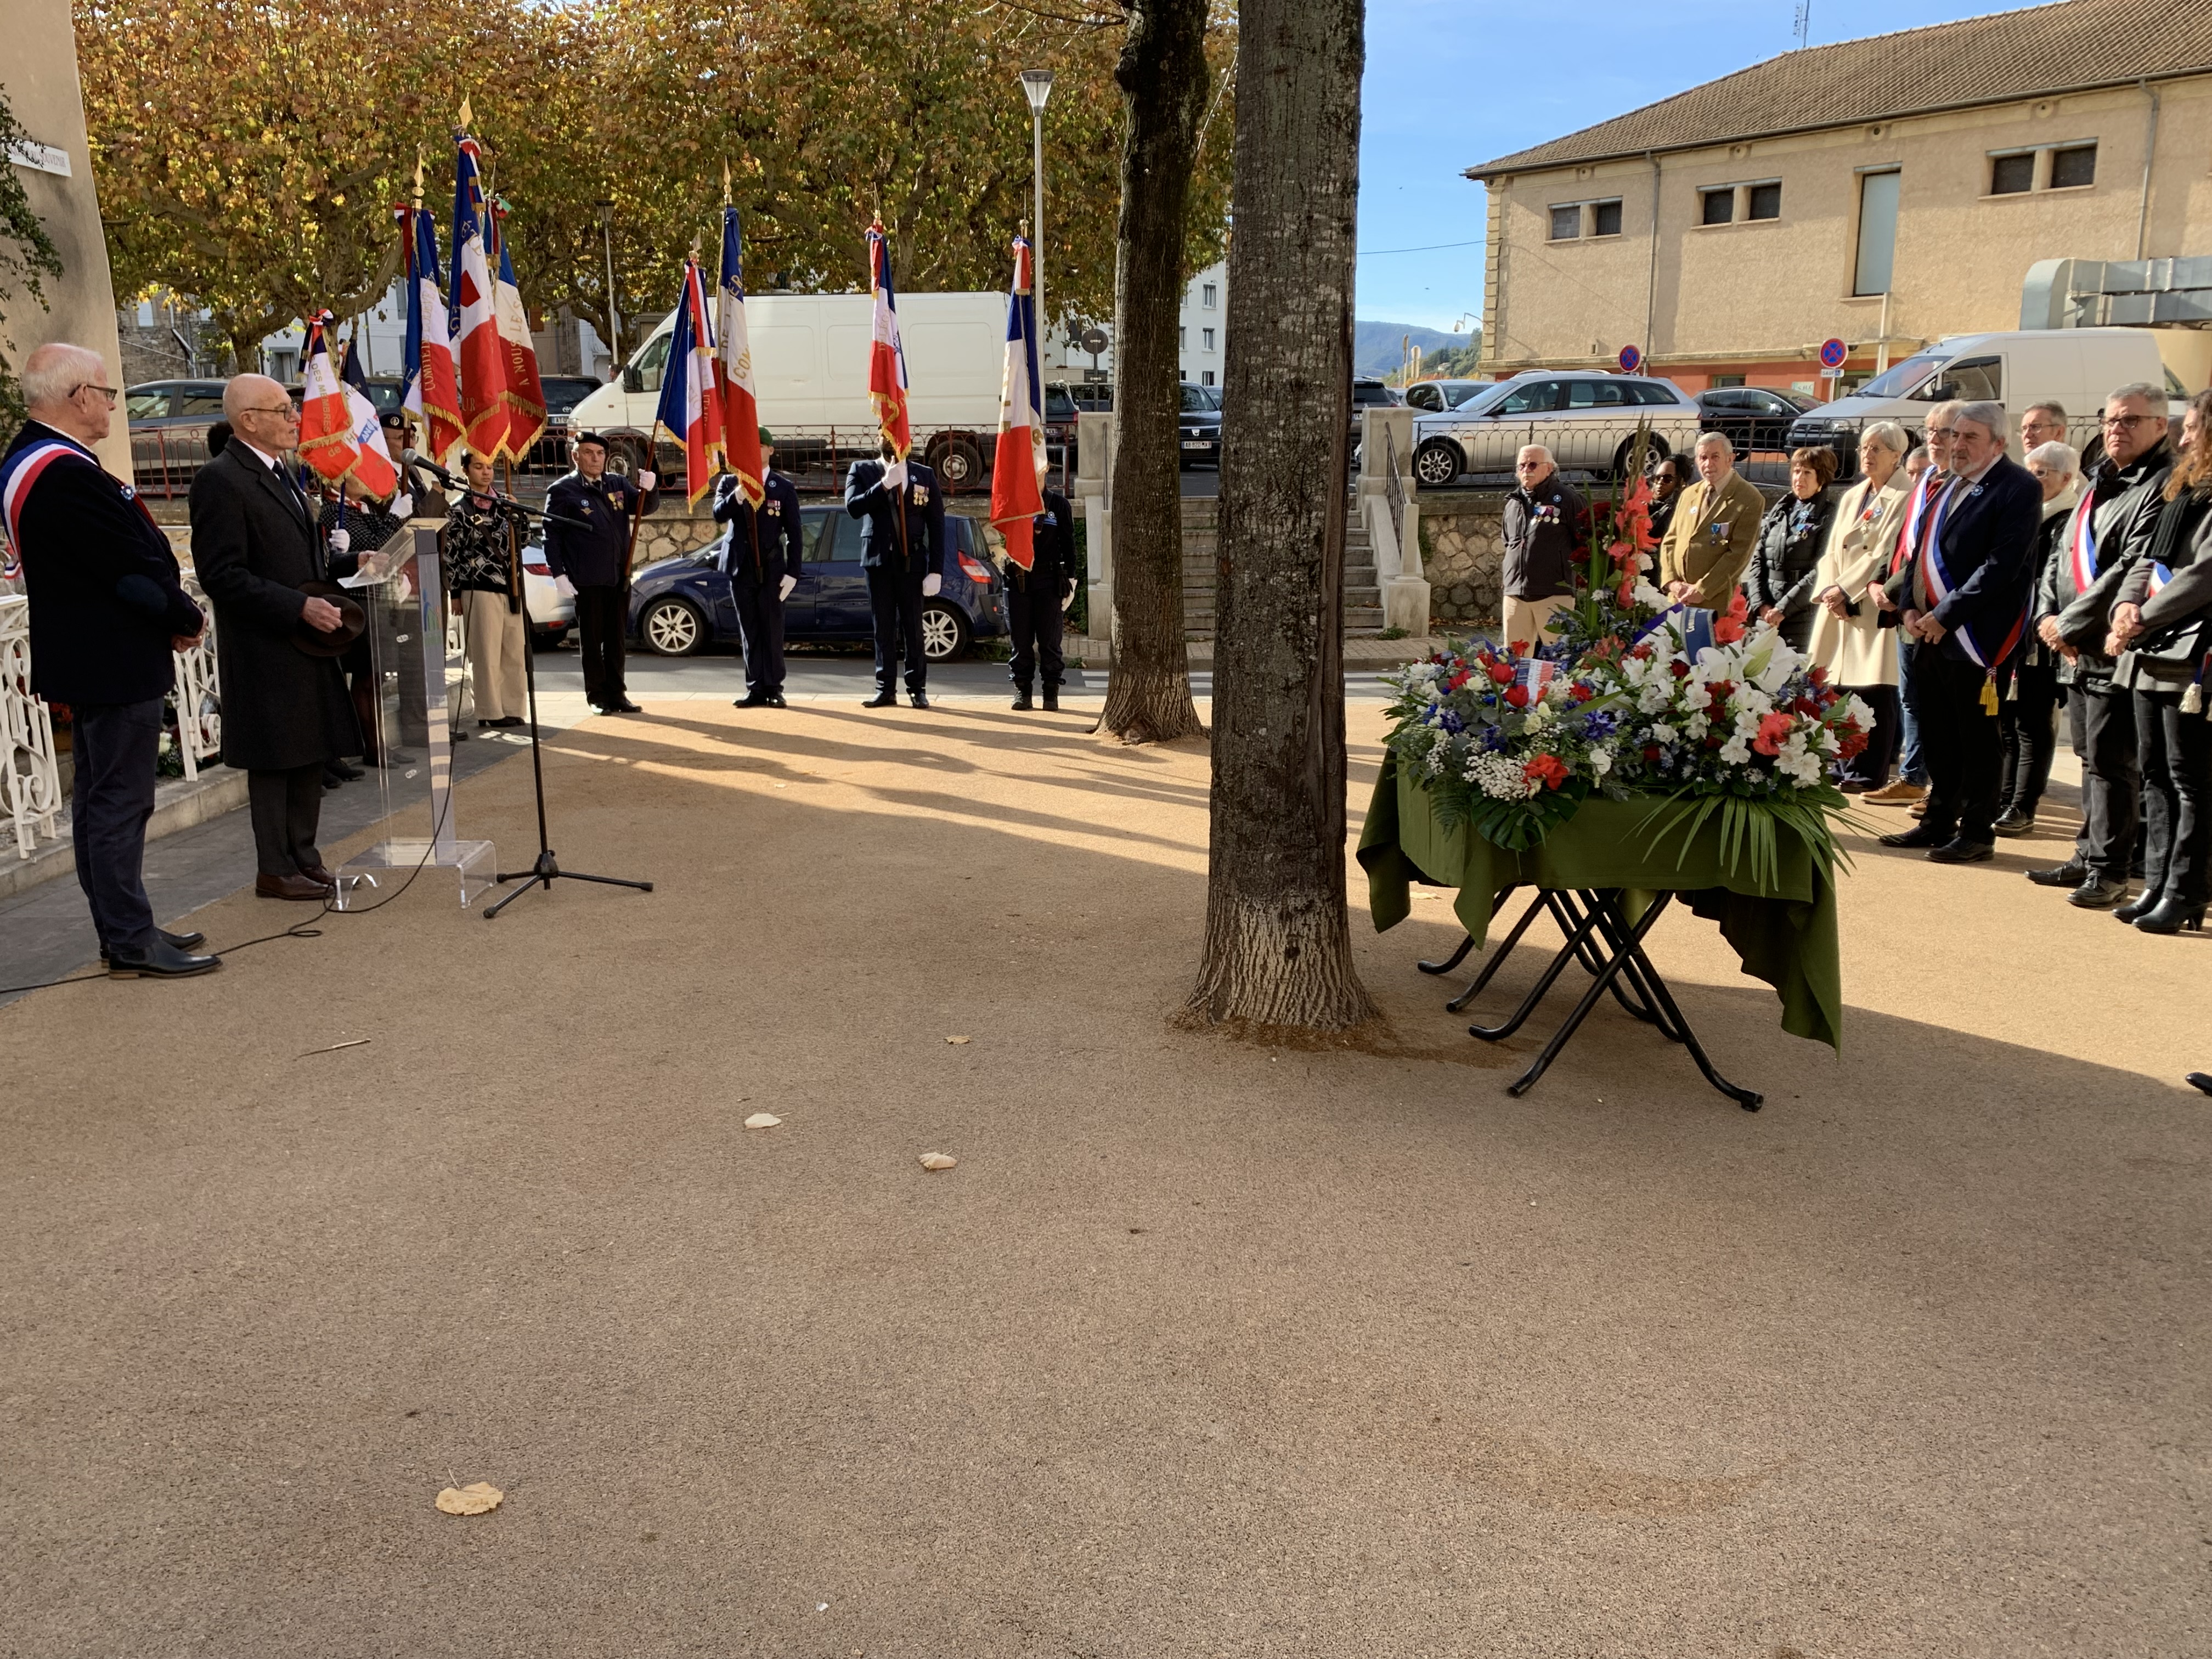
[8,421,201,707]
[1897,455,2042,665]
[843,459,945,575]
[543,470,659,588]
[713,469,803,585]
[189,442,361,770]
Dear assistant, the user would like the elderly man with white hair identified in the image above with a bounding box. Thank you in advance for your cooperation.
[1498,443,1585,649]
[1656,431,1765,609]
[2,342,217,978]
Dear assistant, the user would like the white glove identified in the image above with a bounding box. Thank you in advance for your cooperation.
[635,470,656,492]
[778,574,797,601]
[554,575,576,600]
[883,459,908,492]
[327,526,351,555]
[1062,585,1077,612]
[922,572,941,597]
[391,491,414,520]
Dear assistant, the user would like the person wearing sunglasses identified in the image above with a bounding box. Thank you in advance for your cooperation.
[3,342,217,977]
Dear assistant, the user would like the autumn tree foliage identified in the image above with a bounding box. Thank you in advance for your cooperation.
[75,0,1231,364]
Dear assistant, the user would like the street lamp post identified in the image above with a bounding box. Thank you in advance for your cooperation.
[595,199,622,369]
[1019,70,1053,371]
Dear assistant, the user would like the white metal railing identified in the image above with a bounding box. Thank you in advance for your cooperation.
[2,595,63,859]
[172,575,222,781]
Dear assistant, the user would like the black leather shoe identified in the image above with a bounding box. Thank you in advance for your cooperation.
[1992,806,2035,836]
[100,927,206,963]
[2067,876,2130,909]
[1012,690,1034,710]
[909,691,930,709]
[106,938,221,979]
[2186,1073,2212,1096]
[2134,897,2207,934]
[1879,827,1947,849]
[2027,862,2089,887]
[1042,692,1060,711]
[765,693,787,708]
[328,759,364,781]
[2114,891,2158,923]
[610,700,645,714]
[733,693,771,708]
[863,690,899,708]
[1927,838,1995,864]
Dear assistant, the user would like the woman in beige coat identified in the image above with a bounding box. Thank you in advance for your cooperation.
[1806,421,1912,791]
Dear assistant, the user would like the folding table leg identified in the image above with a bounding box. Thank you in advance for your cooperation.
[1468,890,1608,1040]
[1571,890,1681,1039]
[1443,887,1543,1014]
[1550,890,1669,1031]
[1417,930,1476,976]
[1504,894,1677,1096]
[1610,927,1765,1111]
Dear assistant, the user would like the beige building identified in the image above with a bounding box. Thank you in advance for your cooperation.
[1467,0,2212,393]
[3,0,132,478]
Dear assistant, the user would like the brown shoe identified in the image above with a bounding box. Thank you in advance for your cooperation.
[256,872,333,901]
[298,863,340,887]
[1909,798,1928,819]
[1864,781,1927,805]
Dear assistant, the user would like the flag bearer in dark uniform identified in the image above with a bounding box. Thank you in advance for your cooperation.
[844,440,947,708]
[717,428,802,708]
[544,432,657,714]
[1007,484,1079,710]
[7,342,217,977]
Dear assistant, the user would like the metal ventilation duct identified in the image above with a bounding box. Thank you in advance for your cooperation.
[2023,258,2212,330]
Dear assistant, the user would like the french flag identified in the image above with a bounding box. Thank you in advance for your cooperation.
[449,132,507,463]
[489,202,547,460]
[866,218,910,459]
[716,206,764,507]
[297,315,396,498]
[338,330,399,497]
[654,258,724,505]
[398,205,463,465]
[989,235,1046,571]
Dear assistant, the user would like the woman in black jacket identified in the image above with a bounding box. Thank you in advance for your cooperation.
[1747,446,1837,651]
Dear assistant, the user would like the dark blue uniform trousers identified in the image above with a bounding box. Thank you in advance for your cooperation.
[733,582,785,696]
[69,698,163,951]
[867,565,927,692]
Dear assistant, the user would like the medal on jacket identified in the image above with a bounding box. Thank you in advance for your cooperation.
[2065,490,2100,591]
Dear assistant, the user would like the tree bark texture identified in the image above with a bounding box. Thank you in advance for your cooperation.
[1097,0,1208,746]
[1182,0,1378,1032]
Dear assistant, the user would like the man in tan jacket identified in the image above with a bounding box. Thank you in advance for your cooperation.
[1658,432,1768,606]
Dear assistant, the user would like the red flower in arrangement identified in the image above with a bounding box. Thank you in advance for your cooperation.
[1629,640,1656,661]
[1752,712,1796,756]
[1504,684,1531,709]
[1485,660,1515,685]
[1706,732,1726,749]
[1669,660,1691,679]
[1568,680,1596,703]
[1836,726,1870,759]
[1523,753,1569,790]
[1447,670,1471,692]
[1712,613,1747,645]
[1642,744,1662,761]
[1807,663,1829,688]
[1615,577,1637,607]
[1791,696,1821,716]
[1706,679,1734,703]
[1607,539,1638,566]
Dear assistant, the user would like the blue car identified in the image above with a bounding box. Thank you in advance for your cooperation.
[628,504,1008,662]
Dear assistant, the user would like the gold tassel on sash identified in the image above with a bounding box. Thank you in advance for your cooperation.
[1980,673,2000,715]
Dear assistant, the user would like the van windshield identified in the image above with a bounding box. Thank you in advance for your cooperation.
[1855,353,1946,400]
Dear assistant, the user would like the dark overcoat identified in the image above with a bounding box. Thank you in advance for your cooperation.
[189,442,360,770]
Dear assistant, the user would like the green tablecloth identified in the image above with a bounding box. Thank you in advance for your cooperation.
[1356,754,1843,1049]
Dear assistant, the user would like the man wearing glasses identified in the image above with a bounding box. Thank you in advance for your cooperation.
[191,373,371,900]
[4,342,217,978]
[2032,384,2174,907]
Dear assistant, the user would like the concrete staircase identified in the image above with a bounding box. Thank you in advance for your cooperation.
[1169,495,1386,639]
[1343,504,1384,636]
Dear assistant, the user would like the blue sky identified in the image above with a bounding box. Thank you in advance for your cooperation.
[1355,0,2040,331]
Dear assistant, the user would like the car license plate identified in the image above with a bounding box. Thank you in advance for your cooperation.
[1182,440,1208,450]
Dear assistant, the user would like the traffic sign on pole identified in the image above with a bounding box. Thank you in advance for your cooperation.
[1617,345,1642,374]
[1819,337,1849,371]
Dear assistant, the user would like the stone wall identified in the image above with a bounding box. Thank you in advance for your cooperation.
[1419,490,1506,630]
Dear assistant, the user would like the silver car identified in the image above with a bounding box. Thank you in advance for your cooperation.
[1402,377,1496,414]
[1410,369,1702,487]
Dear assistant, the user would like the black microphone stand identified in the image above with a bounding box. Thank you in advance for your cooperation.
[407,454,654,920]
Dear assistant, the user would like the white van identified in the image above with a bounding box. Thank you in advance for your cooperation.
[1785,328,2179,473]
[566,290,1010,488]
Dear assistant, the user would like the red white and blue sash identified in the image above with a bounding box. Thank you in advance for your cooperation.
[2147,562,2172,598]
[2065,489,2101,594]
[1890,471,1940,575]
[1920,480,2022,670]
[1,438,92,557]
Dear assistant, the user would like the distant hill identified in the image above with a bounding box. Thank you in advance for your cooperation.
[1354,320,1472,378]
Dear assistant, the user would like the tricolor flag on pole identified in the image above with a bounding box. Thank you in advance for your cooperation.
[715,204,764,508]
[653,257,724,505]
[989,234,1047,571]
[488,200,548,459]
[298,314,397,497]
[339,331,401,497]
[398,204,464,465]
[865,217,910,459]
[449,127,509,462]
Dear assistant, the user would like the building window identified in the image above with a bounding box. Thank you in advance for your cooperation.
[1854,168,1900,295]
[1201,283,1217,307]
[1549,204,1580,240]
[1709,374,1746,388]
[1990,151,2035,195]
[1201,370,1215,386]
[1700,188,1734,226]
[1590,199,1622,237]
[1178,325,1186,348]
[1201,327,1215,351]
[2052,143,2097,189]
[1746,182,1781,221]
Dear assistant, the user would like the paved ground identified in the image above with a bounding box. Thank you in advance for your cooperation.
[2,694,2206,1657]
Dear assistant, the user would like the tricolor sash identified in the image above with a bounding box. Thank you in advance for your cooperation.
[1,438,92,556]
[1918,484,2024,670]
[2065,488,2101,594]
[1889,470,1941,575]
[2147,562,2172,598]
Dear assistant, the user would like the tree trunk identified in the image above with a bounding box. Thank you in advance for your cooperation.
[1181,0,1378,1034]
[1096,0,1207,746]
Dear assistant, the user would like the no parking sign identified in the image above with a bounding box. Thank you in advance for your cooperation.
[1819,337,1849,373]
[1618,345,1642,374]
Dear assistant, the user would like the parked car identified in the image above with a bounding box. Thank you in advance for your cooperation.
[528,375,603,467]
[515,531,575,647]
[628,504,1006,661]
[1350,376,1401,447]
[1410,369,1701,487]
[126,379,229,493]
[1178,380,1223,468]
[1043,380,1112,462]
[1694,386,1820,457]
[1402,377,1496,414]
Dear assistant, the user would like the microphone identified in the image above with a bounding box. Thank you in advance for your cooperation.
[402,448,464,489]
